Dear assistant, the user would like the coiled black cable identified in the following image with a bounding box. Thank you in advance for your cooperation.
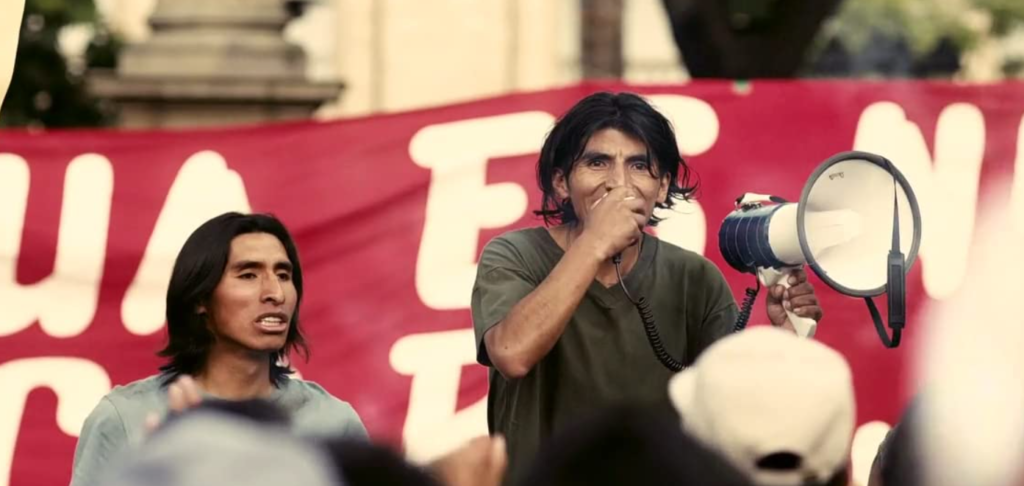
[613,254,764,372]
[733,278,762,332]
[613,256,685,372]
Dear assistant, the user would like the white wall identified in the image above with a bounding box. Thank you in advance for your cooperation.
[318,0,573,117]
[92,0,690,118]
[623,0,689,84]
[319,0,687,117]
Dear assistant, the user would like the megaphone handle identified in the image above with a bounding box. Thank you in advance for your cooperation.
[758,267,818,339]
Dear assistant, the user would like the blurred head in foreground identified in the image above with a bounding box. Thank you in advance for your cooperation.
[669,327,855,486]
[102,408,338,486]
[914,201,1024,486]
[521,403,754,486]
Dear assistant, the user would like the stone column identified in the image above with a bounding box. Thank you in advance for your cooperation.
[580,0,623,79]
[90,0,342,129]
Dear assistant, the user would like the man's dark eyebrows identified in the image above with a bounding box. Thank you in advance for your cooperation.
[578,150,611,161]
[230,260,264,272]
[577,151,649,162]
[229,260,293,272]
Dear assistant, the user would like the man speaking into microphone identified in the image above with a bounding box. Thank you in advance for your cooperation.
[471,92,824,480]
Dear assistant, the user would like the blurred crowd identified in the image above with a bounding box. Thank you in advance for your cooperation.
[93,305,1024,486]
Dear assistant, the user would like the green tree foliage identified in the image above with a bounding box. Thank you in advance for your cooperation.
[974,0,1024,35]
[661,0,1024,78]
[0,0,117,128]
[814,0,1024,78]
[821,0,976,55]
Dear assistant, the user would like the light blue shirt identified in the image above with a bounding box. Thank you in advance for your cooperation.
[70,374,367,486]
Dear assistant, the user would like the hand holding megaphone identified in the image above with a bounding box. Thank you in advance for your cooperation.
[760,267,821,338]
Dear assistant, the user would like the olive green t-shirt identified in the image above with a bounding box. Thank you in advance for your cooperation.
[471,227,738,480]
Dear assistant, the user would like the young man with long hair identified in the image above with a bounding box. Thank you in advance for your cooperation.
[71,212,366,486]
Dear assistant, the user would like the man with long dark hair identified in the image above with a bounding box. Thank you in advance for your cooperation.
[471,92,824,479]
[71,212,367,486]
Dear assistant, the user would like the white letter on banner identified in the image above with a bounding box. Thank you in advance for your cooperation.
[645,95,719,255]
[122,151,252,335]
[0,153,113,338]
[410,112,555,310]
[0,357,111,486]
[853,102,986,300]
[389,329,487,463]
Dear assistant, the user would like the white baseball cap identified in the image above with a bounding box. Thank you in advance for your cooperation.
[668,327,855,486]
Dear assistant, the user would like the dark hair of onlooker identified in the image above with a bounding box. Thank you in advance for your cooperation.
[869,400,923,486]
[520,403,753,486]
[319,437,443,486]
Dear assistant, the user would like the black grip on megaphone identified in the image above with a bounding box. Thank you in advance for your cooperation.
[887,250,906,329]
[868,250,907,349]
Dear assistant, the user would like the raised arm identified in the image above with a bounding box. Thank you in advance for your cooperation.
[478,188,646,379]
[482,235,604,379]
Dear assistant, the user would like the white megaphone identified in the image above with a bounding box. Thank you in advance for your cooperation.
[719,151,922,346]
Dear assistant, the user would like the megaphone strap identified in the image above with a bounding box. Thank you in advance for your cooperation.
[865,297,902,348]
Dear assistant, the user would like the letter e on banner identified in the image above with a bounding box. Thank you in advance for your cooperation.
[410,112,555,310]
[390,329,487,463]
